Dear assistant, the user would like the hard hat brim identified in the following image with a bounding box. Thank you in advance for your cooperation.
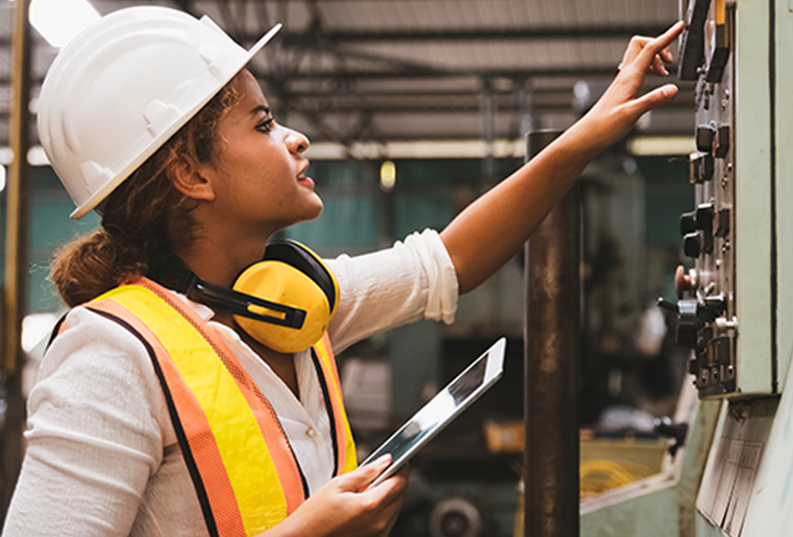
[68,23,283,219]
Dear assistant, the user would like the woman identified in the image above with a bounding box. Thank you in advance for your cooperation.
[4,5,683,537]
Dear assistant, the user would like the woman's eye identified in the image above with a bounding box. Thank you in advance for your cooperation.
[256,118,274,133]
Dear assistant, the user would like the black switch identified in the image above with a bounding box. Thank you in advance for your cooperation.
[697,293,727,322]
[700,154,714,182]
[715,208,731,237]
[696,203,714,231]
[714,125,730,158]
[696,124,716,153]
[690,153,714,183]
[696,203,714,254]
[680,210,697,236]
[683,232,702,258]
[676,299,699,349]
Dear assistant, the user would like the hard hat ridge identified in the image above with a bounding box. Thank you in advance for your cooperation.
[37,5,282,219]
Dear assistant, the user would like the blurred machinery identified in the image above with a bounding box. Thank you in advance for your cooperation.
[582,0,793,535]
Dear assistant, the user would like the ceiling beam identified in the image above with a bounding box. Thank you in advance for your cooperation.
[260,66,655,82]
[279,24,671,44]
[0,23,672,49]
[0,68,631,88]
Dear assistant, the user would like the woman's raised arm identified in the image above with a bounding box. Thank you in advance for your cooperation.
[441,22,685,294]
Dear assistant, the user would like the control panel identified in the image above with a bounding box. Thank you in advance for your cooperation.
[659,0,738,397]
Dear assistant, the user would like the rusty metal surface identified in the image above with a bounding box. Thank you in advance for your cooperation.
[523,130,581,537]
[1,0,32,521]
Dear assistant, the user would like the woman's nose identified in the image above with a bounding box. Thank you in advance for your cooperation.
[284,128,310,154]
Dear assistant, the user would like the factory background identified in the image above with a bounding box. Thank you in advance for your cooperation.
[3,1,789,536]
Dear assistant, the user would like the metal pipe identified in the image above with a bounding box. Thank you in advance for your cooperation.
[523,130,581,537]
[2,0,32,520]
[480,77,495,184]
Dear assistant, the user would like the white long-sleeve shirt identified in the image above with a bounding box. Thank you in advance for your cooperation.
[3,229,458,537]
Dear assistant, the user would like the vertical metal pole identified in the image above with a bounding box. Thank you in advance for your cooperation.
[517,78,533,141]
[481,77,495,185]
[2,0,32,520]
[523,130,581,537]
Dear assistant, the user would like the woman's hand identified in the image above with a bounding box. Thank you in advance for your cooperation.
[262,456,409,537]
[576,21,685,151]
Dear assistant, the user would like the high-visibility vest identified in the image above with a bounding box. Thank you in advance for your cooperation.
[76,278,357,537]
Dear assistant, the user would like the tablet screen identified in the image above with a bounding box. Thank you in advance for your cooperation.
[362,337,506,487]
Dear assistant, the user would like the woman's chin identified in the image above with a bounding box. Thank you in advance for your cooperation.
[292,202,324,226]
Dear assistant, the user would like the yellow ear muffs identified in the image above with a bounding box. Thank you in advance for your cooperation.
[232,241,339,354]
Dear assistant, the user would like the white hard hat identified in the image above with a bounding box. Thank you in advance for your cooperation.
[37,6,281,219]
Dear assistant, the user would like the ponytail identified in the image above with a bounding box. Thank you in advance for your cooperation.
[50,228,147,307]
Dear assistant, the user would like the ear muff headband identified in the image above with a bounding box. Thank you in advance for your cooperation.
[148,241,339,353]
[148,254,308,329]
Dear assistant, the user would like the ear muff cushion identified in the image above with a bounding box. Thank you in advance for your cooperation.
[232,241,339,353]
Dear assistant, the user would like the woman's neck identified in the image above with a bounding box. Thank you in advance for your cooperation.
[213,311,300,398]
[174,232,272,288]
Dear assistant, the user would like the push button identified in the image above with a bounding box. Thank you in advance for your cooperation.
[690,153,714,183]
[714,125,730,158]
[696,124,716,153]
[683,232,703,258]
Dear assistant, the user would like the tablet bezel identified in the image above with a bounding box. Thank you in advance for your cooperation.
[362,337,506,487]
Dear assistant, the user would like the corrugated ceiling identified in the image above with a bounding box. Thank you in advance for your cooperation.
[0,0,692,150]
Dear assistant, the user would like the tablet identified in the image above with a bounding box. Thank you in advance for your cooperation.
[362,337,506,487]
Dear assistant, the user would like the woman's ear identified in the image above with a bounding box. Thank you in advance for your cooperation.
[169,156,216,201]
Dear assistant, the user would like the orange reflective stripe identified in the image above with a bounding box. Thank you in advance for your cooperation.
[79,279,355,536]
[87,298,245,537]
[89,280,306,535]
[314,334,358,474]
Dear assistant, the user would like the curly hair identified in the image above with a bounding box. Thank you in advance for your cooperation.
[51,83,239,307]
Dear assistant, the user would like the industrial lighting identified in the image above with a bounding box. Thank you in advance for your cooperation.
[29,0,100,48]
[380,160,396,191]
[305,139,527,161]
[627,136,696,156]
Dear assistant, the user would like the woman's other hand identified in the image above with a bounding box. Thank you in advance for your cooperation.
[262,455,409,537]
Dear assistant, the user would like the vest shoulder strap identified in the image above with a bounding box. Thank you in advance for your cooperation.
[313,335,358,475]
[86,279,306,536]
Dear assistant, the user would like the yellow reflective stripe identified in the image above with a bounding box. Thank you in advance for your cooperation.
[314,336,357,473]
[102,285,287,534]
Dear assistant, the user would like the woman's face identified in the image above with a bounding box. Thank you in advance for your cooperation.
[200,70,322,235]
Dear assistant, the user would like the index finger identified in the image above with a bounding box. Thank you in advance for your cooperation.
[634,21,685,69]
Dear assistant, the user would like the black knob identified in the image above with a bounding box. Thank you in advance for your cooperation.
[696,203,714,230]
[696,124,716,152]
[676,299,699,349]
[680,211,697,236]
[689,153,715,184]
[683,232,702,258]
[700,154,714,182]
[715,125,731,158]
[697,293,727,322]
[680,203,714,238]
[715,208,731,237]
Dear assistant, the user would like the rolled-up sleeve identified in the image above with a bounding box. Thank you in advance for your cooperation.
[326,228,459,353]
[3,308,166,537]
